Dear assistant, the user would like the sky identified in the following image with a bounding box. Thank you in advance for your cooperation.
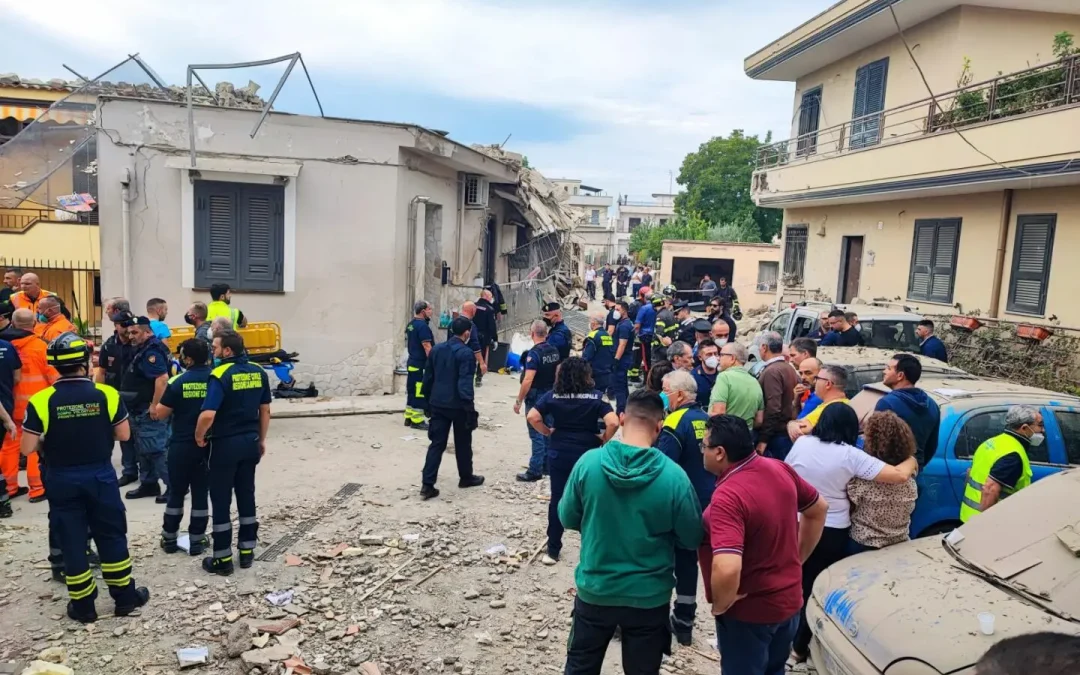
[1,0,824,201]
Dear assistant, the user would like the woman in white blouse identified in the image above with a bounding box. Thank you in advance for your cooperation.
[784,402,918,663]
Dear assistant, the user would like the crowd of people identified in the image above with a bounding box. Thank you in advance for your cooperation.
[0,272,272,622]
[406,274,1034,674]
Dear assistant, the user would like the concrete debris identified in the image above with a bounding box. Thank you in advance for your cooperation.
[471,146,578,237]
[19,663,73,675]
[33,650,63,666]
[240,644,295,668]
[176,646,210,669]
[227,623,255,658]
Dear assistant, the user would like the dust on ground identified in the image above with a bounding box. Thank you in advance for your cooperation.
[0,374,723,675]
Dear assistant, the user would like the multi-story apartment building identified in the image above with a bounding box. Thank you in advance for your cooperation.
[749,1,1080,325]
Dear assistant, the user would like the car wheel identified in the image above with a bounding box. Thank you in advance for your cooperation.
[918,521,961,538]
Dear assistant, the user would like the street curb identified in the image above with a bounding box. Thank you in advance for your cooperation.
[272,406,405,420]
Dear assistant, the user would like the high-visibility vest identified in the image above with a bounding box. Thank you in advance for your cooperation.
[206,300,240,325]
[960,432,1032,523]
[10,289,56,315]
[36,316,77,342]
[11,334,58,422]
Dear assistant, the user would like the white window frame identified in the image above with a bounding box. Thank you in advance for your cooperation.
[464,174,489,208]
[165,156,301,292]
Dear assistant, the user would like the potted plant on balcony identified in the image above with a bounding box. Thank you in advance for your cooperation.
[1016,323,1053,342]
[950,314,983,331]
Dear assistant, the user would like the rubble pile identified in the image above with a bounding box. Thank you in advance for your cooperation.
[0,73,267,110]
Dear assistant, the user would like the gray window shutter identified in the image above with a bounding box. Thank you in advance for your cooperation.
[908,218,960,303]
[850,58,889,149]
[1007,215,1056,315]
[238,185,284,291]
[908,222,935,299]
[796,89,822,157]
[930,219,960,302]
[194,182,239,288]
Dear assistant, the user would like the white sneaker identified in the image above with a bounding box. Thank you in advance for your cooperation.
[541,554,558,566]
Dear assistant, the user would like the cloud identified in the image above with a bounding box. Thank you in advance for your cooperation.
[1,0,820,198]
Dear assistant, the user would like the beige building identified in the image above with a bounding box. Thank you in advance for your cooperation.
[748,1,1080,324]
[657,240,781,309]
[616,194,677,260]
[94,96,562,395]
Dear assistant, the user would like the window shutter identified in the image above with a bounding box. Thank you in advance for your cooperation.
[239,185,285,292]
[1007,215,1056,315]
[194,182,239,288]
[930,219,959,302]
[797,89,822,156]
[908,222,935,299]
[850,58,889,149]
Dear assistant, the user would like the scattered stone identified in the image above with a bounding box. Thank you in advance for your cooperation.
[284,603,310,616]
[35,648,64,665]
[208,602,223,612]
[19,662,73,675]
[475,632,493,646]
[226,623,254,658]
[489,600,506,609]
[254,617,301,635]
[252,634,271,649]
[464,590,480,600]
[530,614,544,621]
[438,617,458,628]
[239,645,294,668]
[341,548,365,557]
[285,555,304,567]
[226,611,241,623]
[176,646,210,669]
[112,626,126,637]
[101,655,113,664]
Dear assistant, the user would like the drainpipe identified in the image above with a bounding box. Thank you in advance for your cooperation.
[120,168,132,299]
[406,196,430,314]
[456,176,465,284]
[988,189,1014,318]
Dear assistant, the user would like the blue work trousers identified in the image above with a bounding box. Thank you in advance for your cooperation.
[608,365,630,415]
[525,389,552,477]
[208,434,260,563]
[131,411,170,492]
[162,441,210,541]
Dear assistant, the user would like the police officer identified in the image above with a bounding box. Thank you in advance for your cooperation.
[514,320,560,482]
[155,339,212,557]
[95,300,139,486]
[655,370,713,646]
[674,302,696,345]
[120,317,171,502]
[474,290,499,387]
[602,294,619,336]
[420,317,485,500]
[690,319,714,360]
[581,313,614,397]
[541,302,572,362]
[195,330,271,575]
[610,301,635,415]
[405,301,434,430]
[22,332,149,623]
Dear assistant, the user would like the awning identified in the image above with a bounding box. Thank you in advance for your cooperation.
[0,105,90,125]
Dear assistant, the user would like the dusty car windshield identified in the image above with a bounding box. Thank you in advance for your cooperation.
[859,320,921,351]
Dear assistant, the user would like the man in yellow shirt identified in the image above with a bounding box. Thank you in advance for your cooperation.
[788,364,850,441]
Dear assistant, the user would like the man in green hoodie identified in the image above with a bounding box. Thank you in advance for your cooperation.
[559,389,703,674]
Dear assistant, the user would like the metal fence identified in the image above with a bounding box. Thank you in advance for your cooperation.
[0,257,102,335]
[498,275,557,340]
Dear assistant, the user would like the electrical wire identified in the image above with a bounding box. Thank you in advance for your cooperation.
[888,4,1076,180]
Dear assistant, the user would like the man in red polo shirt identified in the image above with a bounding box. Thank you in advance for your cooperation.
[699,415,827,675]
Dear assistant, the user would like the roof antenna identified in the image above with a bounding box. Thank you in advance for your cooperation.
[500,133,512,148]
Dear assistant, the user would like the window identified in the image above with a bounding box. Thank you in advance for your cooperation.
[590,209,600,224]
[628,217,642,231]
[791,315,815,340]
[1053,411,1080,465]
[768,311,792,336]
[907,218,961,304]
[850,58,889,149]
[757,261,779,292]
[796,87,822,157]
[464,174,489,207]
[1007,214,1056,316]
[659,218,668,225]
[955,410,1050,464]
[783,224,808,284]
[194,180,284,292]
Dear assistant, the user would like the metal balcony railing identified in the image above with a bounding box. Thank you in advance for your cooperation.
[756,55,1080,170]
[0,209,53,232]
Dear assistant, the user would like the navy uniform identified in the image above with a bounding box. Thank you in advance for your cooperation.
[404,315,434,429]
[691,365,717,410]
[547,320,572,363]
[634,298,658,376]
[581,328,615,394]
[611,315,635,415]
[420,318,485,499]
[119,317,171,500]
[200,352,271,575]
[97,312,138,484]
[158,361,212,555]
[519,340,560,481]
[656,401,713,645]
[24,333,149,623]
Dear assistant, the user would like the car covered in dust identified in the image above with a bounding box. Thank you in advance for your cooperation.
[808,467,1080,675]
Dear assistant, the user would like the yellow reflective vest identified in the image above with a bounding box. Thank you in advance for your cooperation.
[960,431,1032,523]
[206,300,240,326]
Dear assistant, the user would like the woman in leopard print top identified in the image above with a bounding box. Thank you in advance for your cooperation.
[848,411,919,553]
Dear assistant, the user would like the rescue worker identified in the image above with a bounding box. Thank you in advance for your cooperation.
[420,317,485,500]
[634,293,658,377]
[615,264,629,298]
[0,325,20,516]
[207,283,247,328]
[22,332,149,622]
[405,301,434,430]
[34,296,78,342]
[11,273,69,318]
[120,317,171,503]
[0,267,22,314]
[960,405,1042,523]
[601,264,613,298]
[581,312,614,399]
[95,301,139,485]
[1,309,57,504]
[155,339,212,556]
[653,294,678,364]
[474,290,499,387]
[610,300,635,415]
[514,320,560,482]
[690,318,713,362]
[542,302,572,362]
[195,330,272,575]
[602,294,619,336]
[452,302,487,377]
[656,370,713,646]
[714,276,742,320]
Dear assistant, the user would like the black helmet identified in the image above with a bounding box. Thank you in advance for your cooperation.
[46,331,91,367]
[662,284,677,297]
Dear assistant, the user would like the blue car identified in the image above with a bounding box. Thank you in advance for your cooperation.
[853,376,1080,537]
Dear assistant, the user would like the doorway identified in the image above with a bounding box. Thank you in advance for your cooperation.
[838,236,863,303]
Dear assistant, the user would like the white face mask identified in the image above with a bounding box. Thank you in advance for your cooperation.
[704,356,720,370]
[1029,432,1045,447]
[613,311,622,320]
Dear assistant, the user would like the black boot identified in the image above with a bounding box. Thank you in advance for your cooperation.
[202,556,234,576]
[67,600,98,624]
[516,471,542,483]
[117,474,138,487]
[115,587,150,617]
[188,536,209,556]
[407,419,430,431]
[459,475,485,489]
[160,537,179,554]
[51,568,65,583]
[0,499,11,518]
[420,485,440,501]
[125,483,161,500]
[239,550,255,569]
[671,615,693,646]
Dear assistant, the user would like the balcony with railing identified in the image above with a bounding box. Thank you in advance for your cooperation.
[752,56,1080,206]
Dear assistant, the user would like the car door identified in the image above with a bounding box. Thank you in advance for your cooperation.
[767,310,793,343]
[1043,407,1080,467]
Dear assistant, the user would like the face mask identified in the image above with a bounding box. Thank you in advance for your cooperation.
[613,311,622,320]
[1029,432,1045,446]
[705,356,720,370]
[37,313,48,323]
[184,314,196,326]
[659,392,670,412]
[213,357,223,367]
[543,318,553,327]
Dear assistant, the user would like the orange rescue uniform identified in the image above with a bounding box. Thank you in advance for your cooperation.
[35,315,78,343]
[9,289,58,316]
[0,333,57,498]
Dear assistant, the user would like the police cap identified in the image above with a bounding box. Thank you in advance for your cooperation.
[133,315,152,327]
[674,301,689,311]
[542,302,561,313]
[46,331,91,366]
[450,316,473,336]
[110,309,135,327]
[693,319,713,333]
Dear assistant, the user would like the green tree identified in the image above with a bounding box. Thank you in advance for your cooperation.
[707,215,760,243]
[627,214,710,262]
[674,130,782,242]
